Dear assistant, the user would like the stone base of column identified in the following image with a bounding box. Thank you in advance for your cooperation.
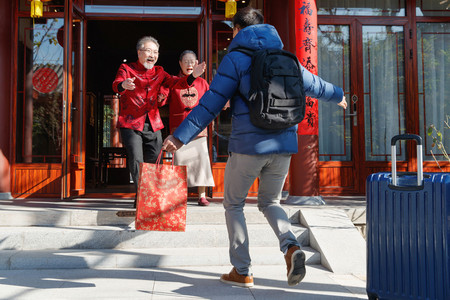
[289,134,319,196]
[285,195,325,206]
[0,192,13,200]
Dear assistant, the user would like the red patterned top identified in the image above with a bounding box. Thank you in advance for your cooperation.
[166,76,209,136]
[112,61,185,132]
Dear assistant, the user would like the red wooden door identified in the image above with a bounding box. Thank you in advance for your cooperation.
[317,20,408,195]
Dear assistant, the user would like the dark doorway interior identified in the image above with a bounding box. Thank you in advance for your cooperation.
[85,20,197,195]
[86,20,198,94]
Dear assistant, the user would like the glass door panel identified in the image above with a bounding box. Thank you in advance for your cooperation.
[416,1,450,17]
[318,23,407,194]
[363,26,406,161]
[417,23,450,161]
[318,25,351,162]
[71,18,83,163]
[316,0,405,16]
[69,15,86,196]
[13,17,65,197]
[317,24,358,194]
[211,21,233,163]
[16,18,65,164]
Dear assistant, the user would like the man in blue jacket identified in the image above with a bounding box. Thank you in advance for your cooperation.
[162,7,347,287]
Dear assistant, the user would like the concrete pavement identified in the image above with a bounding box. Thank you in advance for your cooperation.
[0,264,367,300]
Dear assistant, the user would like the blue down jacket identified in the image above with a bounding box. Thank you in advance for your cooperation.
[173,24,344,155]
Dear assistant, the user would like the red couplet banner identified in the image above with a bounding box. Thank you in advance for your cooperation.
[295,0,318,135]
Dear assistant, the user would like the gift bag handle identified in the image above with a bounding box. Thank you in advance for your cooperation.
[156,150,175,168]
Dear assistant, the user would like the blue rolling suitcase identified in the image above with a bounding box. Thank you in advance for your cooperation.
[366,134,450,300]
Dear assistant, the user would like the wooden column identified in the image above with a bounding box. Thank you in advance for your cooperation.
[265,0,296,52]
[265,0,296,194]
[0,0,13,197]
[287,0,323,204]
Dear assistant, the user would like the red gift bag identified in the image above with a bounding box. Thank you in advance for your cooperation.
[135,152,187,231]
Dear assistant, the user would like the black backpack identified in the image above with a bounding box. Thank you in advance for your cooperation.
[232,47,306,130]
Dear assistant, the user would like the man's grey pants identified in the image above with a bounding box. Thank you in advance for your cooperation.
[223,152,300,275]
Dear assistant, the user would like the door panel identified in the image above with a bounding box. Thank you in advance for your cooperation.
[318,25,352,162]
[69,15,85,196]
[16,18,65,164]
[12,17,65,198]
[318,25,357,194]
[207,18,260,197]
[62,1,86,198]
[61,1,73,199]
[417,23,450,166]
[318,24,406,194]
[362,26,406,162]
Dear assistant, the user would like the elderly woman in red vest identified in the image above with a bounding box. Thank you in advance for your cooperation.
[160,50,215,206]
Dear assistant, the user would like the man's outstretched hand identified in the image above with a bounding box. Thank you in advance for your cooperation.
[122,77,136,90]
[338,96,347,109]
[162,135,184,153]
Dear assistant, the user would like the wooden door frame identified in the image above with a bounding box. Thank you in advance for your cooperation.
[317,0,450,192]
[69,9,88,197]
[318,16,411,195]
[316,18,362,195]
[81,6,206,198]
[61,0,74,199]
[11,3,66,198]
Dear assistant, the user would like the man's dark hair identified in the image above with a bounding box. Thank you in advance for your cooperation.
[232,7,264,29]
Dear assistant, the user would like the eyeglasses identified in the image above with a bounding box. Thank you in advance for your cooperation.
[181,59,196,65]
[139,48,159,55]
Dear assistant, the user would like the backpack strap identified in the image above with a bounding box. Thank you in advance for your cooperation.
[229,47,254,103]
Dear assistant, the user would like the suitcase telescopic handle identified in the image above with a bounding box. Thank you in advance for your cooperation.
[390,134,423,186]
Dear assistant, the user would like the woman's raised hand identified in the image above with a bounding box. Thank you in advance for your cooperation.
[192,61,206,78]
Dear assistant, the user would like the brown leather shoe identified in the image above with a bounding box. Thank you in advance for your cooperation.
[285,246,306,286]
[220,267,254,287]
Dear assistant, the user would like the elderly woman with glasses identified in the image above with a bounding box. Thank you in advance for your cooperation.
[158,50,215,206]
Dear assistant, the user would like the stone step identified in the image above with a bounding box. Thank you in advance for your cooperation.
[0,202,302,227]
[0,246,320,270]
[0,223,309,251]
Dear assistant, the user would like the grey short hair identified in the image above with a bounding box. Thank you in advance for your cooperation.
[136,36,160,51]
[179,50,197,61]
